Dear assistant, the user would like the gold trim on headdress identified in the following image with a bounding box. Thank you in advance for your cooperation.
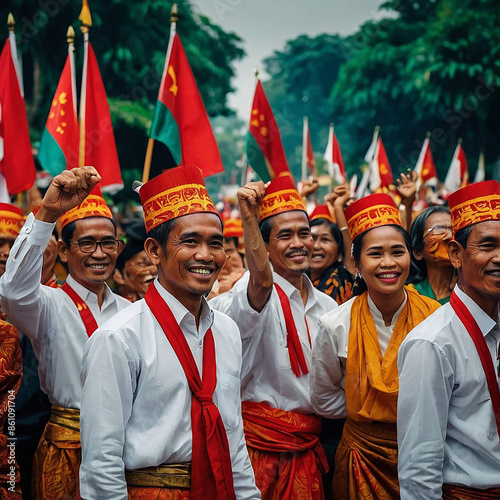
[0,203,24,237]
[258,176,306,222]
[59,195,113,230]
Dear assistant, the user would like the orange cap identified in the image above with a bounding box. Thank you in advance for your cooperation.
[139,165,218,233]
[59,195,113,230]
[223,218,243,238]
[344,193,402,241]
[258,175,306,222]
[448,180,500,234]
[309,204,333,223]
[0,203,24,237]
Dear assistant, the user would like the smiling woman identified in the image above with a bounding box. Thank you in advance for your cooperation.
[310,192,440,500]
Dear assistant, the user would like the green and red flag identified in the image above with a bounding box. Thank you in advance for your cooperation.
[39,47,79,177]
[150,28,223,177]
[246,79,290,183]
[0,38,35,195]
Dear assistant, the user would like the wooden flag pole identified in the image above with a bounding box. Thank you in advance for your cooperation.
[142,4,178,184]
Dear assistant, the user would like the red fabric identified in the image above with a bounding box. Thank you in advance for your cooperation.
[45,54,79,168]
[330,129,345,181]
[248,80,290,179]
[62,283,98,337]
[305,123,315,174]
[0,39,35,195]
[274,284,309,377]
[376,138,393,189]
[450,291,500,441]
[157,33,223,177]
[144,285,236,500]
[420,139,438,184]
[83,43,123,190]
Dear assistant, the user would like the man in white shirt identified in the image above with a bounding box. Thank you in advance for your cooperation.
[398,180,500,499]
[0,167,131,499]
[80,165,260,500]
[210,176,337,499]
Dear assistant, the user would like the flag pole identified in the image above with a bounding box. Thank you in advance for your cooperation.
[67,26,77,121]
[78,0,92,167]
[7,13,24,97]
[301,116,308,182]
[142,3,178,184]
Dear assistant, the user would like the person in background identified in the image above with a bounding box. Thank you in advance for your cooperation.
[0,167,130,500]
[409,206,456,304]
[310,193,440,499]
[112,219,157,302]
[398,180,500,499]
[80,165,260,499]
[211,176,337,499]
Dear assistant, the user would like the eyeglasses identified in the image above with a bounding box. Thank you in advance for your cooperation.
[70,238,122,254]
[423,225,453,238]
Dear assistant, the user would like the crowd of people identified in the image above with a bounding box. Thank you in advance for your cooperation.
[0,164,498,500]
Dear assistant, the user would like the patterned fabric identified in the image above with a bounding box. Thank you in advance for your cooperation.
[332,418,398,500]
[139,165,218,232]
[344,193,401,242]
[127,487,191,500]
[312,264,354,306]
[258,175,306,222]
[32,407,81,500]
[242,401,327,500]
[442,483,500,499]
[448,180,500,234]
[0,203,24,238]
[0,320,22,499]
[59,194,112,230]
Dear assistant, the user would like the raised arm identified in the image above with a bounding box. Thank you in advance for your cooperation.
[237,182,273,312]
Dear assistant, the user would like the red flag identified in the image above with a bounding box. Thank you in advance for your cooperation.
[0,38,35,195]
[302,117,315,177]
[323,123,345,184]
[414,135,438,189]
[81,42,123,193]
[444,141,468,194]
[246,79,289,182]
[151,32,223,177]
[369,137,393,191]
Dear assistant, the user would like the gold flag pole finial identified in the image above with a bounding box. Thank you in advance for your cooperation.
[7,13,15,32]
[171,3,178,23]
[66,25,75,45]
[79,0,92,34]
[426,131,431,138]
[457,137,463,145]
[254,68,259,77]
[375,125,380,132]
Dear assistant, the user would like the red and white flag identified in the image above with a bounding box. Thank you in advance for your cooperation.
[302,116,315,179]
[414,134,438,190]
[444,141,468,194]
[323,123,345,184]
[369,137,393,192]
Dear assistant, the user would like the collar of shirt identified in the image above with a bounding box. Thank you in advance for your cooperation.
[65,274,115,311]
[273,271,317,312]
[152,279,214,342]
[455,285,497,338]
[367,289,408,328]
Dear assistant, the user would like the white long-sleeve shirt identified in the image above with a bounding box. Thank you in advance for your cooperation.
[80,279,260,500]
[210,271,337,413]
[397,286,500,499]
[0,213,131,408]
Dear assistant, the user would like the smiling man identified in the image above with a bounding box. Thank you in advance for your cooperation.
[80,165,259,499]
[210,176,337,499]
[0,167,131,499]
[398,180,500,499]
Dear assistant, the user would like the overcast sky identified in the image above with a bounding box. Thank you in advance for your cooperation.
[190,0,387,119]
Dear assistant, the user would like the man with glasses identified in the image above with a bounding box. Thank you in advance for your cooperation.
[0,166,131,499]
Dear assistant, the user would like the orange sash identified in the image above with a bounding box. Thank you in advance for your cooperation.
[242,401,327,500]
[345,286,440,422]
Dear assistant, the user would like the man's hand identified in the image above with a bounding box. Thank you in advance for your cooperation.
[396,169,418,207]
[299,177,319,199]
[237,181,269,222]
[36,167,101,223]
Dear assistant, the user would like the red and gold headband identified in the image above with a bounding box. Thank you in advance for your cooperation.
[344,193,402,241]
[309,204,333,223]
[448,180,500,234]
[258,174,306,222]
[139,165,218,232]
[59,194,113,230]
[0,203,24,237]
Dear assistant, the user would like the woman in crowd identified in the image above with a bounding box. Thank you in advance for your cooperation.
[310,193,440,499]
[409,206,456,304]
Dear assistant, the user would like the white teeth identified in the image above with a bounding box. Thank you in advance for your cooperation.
[88,264,106,269]
[379,273,397,278]
[191,268,211,275]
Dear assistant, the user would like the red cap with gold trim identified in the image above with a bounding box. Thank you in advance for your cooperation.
[59,195,113,230]
[309,204,333,223]
[223,218,243,238]
[448,180,500,235]
[139,165,218,232]
[344,193,402,241]
[258,175,306,222]
[0,203,24,237]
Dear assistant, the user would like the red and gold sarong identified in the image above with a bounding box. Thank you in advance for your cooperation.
[332,418,397,500]
[242,401,328,500]
[443,483,500,499]
[32,406,81,500]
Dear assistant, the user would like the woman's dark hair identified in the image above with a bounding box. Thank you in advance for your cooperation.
[409,206,450,283]
[351,225,411,295]
[61,217,117,248]
[310,217,345,260]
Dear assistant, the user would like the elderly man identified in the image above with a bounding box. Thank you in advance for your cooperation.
[80,165,259,499]
[210,176,337,499]
[397,180,500,499]
[0,167,131,499]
